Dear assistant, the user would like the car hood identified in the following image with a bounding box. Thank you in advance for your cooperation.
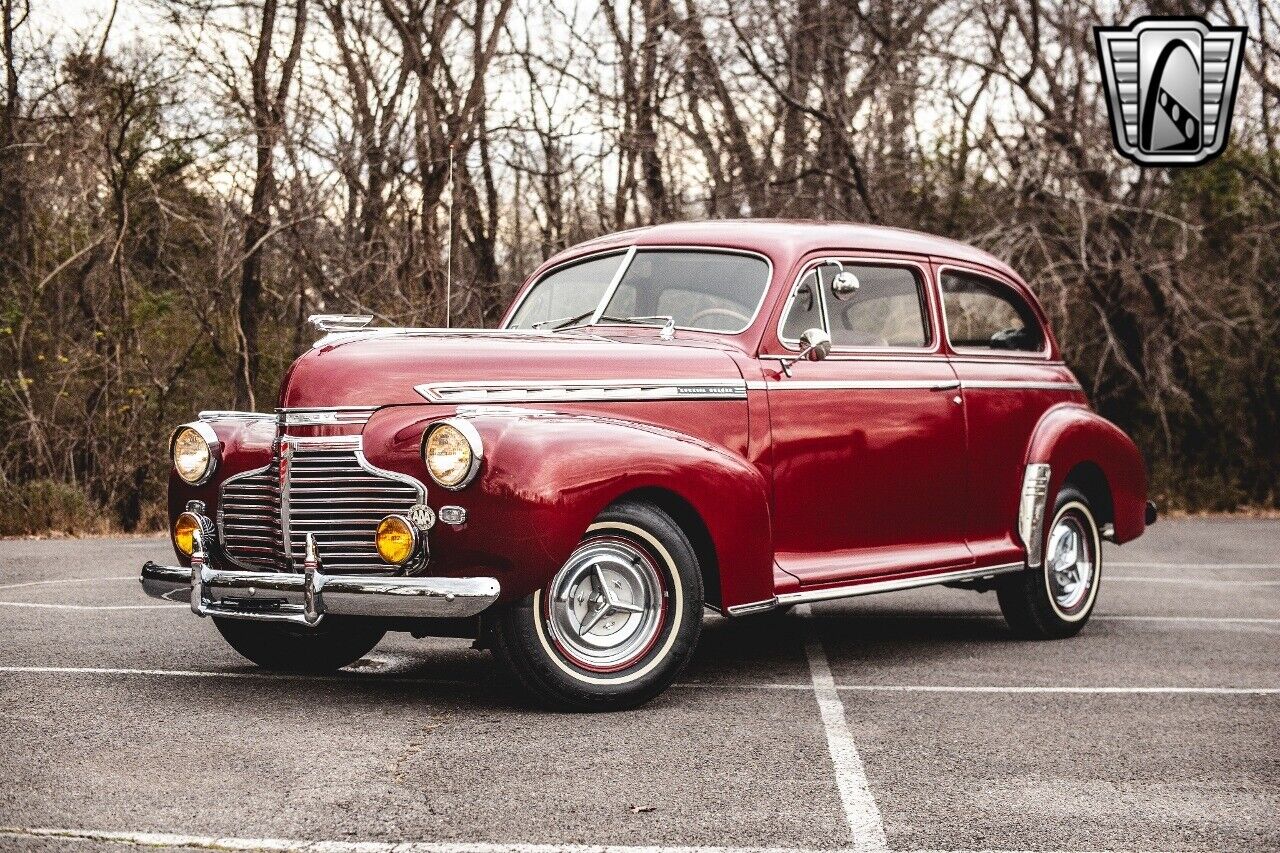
[278,330,747,409]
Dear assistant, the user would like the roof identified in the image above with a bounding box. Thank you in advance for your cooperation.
[548,219,1019,281]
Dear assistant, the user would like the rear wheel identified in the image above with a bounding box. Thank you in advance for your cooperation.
[213,616,385,673]
[998,485,1102,639]
[491,500,703,711]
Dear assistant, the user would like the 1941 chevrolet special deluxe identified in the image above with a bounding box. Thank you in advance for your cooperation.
[141,220,1155,710]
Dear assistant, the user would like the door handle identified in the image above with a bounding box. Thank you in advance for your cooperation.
[930,380,961,391]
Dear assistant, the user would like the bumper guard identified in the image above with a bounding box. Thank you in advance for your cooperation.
[141,530,500,626]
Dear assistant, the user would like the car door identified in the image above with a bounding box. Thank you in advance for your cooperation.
[763,254,973,590]
[935,262,1082,568]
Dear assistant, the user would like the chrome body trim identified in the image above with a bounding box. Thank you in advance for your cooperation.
[422,418,484,490]
[725,597,780,616]
[308,314,374,333]
[199,410,275,421]
[745,379,1078,392]
[504,245,775,336]
[415,378,748,404]
[1018,463,1053,569]
[961,380,1083,391]
[170,422,220,486]
[747,379,962,391]
[141,534,499,625]
[775,562,1025,606]
[280,407,378,426]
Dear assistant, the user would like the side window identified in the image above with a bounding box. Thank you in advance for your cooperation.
[780,261,930,349]
[822,264,930,348]
[780,270,823,340]
[940,270,1045,353]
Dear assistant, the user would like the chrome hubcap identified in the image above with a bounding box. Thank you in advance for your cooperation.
[545,537,665,671]
[1046,514,1094,612]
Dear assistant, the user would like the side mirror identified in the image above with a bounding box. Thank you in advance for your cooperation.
[779,327,831,376]
[798,327,832,361]
[831,271,861,300]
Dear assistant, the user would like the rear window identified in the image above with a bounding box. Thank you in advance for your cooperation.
[941,270,1045,353]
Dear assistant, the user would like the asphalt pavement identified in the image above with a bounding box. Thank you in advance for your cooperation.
[0,518,1276,852]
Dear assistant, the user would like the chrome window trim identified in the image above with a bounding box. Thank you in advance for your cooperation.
[416,377,748,404]
[776,256,939,355]
[936,264,1052,360]
[775,561,1025,606]
[503,245,775,336]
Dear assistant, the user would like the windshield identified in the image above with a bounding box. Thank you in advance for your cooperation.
[506,249,770,334]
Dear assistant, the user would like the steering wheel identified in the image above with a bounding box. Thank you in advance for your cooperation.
[689,307,751,328]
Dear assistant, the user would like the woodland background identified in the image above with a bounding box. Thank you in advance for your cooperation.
[0,0,1277,534]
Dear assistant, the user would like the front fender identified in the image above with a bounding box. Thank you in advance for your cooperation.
[361,406,774,609]
[1026,404,1149,543]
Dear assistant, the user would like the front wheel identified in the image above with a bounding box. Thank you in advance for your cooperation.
[997,485,1102,639]
[491,500,704,711]
[213,616,385,673]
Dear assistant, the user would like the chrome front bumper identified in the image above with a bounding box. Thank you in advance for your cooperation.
[141,532,499,626]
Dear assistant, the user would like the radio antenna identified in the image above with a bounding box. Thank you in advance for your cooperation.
[445,145,454,329]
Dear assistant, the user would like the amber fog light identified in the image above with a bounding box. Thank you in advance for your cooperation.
[173,512,201,557]
[422,419,482,490]
[376,515,417,565]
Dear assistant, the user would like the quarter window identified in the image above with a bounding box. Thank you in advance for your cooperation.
[940,270,1044,353]
[780,262,931,349]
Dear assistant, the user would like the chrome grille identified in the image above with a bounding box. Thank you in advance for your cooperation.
[219,463,282,572]
[218,437,425,575]
[284,445,423,573]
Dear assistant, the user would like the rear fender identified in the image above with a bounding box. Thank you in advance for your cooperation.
[361,406,775,610]
[1025,404,1148,546]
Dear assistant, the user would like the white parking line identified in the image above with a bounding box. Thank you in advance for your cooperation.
[1094,615,1280,625]
[0,826,1199,853]
[0,575,137,590]
[3,666,1277,696]
[0,827,825,853]
[1107,576,1280,585]
[797,604,888,853]
[0,601,183,610]
[1106,561,1280,569]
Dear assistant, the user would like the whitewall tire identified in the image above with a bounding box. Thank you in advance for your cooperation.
[491,500,704,710]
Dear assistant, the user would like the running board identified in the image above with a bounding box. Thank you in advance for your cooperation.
[775,561,1026,607]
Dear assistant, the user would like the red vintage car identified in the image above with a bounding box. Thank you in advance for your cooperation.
[141,220,1154,710]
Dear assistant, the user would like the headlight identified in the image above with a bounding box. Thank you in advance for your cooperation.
[375,515,417,565]
[173,512,201,556]
[172,425,215,485]
[422,419,482,489]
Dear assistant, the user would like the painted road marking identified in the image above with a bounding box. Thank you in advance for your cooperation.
[1107,576,1280,585]
[797,604,888,853]
[0,601,183,610]
[0,575,137,590]
[1106,561,1280,569]
[2,666,1277,696]
[0,825,1218,853]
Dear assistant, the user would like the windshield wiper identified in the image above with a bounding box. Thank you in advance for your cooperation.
[558,314,675,340]
[533,310,596,330]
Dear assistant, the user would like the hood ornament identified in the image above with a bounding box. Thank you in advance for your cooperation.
[308,314,374,333]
